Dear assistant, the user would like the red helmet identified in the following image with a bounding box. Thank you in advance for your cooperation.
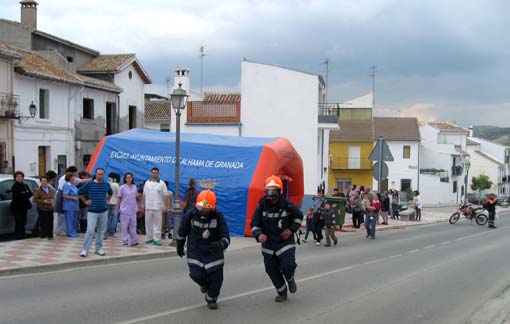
[264,175,283,194]
[196,189,216,210]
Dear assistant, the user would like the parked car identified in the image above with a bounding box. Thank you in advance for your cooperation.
[495,194,509,205]
[0,174,40,235]
[468,193,487,205]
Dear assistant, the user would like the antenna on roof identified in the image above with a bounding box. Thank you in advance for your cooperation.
[370,65,376,110]
[199,46,206,95]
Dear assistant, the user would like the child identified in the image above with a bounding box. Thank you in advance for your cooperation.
[323,202,338,247]
[303,207,316,243]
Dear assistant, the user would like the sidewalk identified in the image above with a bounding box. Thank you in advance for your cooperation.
[0,206,462,277]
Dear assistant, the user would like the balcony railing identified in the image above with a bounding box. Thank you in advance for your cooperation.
[0,93,20,119]
[186,101,240,124]
[451,165,463,176]
[330,157,372,170]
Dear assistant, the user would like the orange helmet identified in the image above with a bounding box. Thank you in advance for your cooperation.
[264,175,283,194]
[196,189,216,210]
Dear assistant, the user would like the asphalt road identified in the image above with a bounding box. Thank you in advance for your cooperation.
[1,211,509,324]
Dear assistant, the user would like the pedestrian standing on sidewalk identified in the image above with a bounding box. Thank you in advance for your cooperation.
[351,191,363,229]
[303,207,316,243]
[56,166,86,236]
[380,191,390,225]
[161,181,173,240]
[413,190,423,221]
[62,172,80,238]
[10,171,33,239]
[312,189,326,245]
[77,171,90,233]
[323,202,338,247]
[250,175,303,302]
[142,167,169,246]
[106,172,120,238]
[484,193,497,229]
[33,176,55,240]
[176,189,230,309]
[117,172,138,246]
[78,168,112,257]
[391,190,400,220]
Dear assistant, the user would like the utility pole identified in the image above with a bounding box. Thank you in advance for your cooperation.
[199,46,205,95]
[370,65,376,109]
[320,58,329,110]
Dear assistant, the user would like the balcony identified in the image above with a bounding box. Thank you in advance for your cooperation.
[0,93,20,119]
[330,157,372,170]
[186,101,240,124]
[451,165,463,176]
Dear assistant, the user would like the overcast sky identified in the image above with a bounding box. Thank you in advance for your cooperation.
[1,0,509,127]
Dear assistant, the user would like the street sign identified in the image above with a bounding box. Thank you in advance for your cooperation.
[372,161,389,181]
[368,138,394,162]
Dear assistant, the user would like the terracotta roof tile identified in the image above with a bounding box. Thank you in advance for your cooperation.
[373,117,421,141]
[145,100,171,120]
[0,42,121,93]
[77,54,135,73]
[203,92,240,103]
[330,120,374,141]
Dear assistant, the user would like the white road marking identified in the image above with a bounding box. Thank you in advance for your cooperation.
[364,258,387,265]
[425,245,436,249]
[388,254,402,259]
[440,241,451,245]
[408,249,420,254]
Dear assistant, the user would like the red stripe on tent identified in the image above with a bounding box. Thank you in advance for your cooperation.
[86,136,107,174]
[244,138,304,237]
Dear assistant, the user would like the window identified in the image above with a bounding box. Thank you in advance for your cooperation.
[128,71,133,79]
[0,179,14,200]
[57,155,67,175]
[403,145,411,159]
[82,155,91,170]
[453,181,457,193]
[83,98,94,119]
[106,102,116,135]
[129,106,137,129]
[401,179,411,191]
[335,178,352,191]
[160,123,170,132]
[39,89,49,119]
[66,56,74,63]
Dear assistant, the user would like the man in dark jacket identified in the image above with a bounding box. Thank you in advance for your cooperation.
[176,189,230,309]
[484,193,497,229]
[10,171,32,239]
[250,175,304,302]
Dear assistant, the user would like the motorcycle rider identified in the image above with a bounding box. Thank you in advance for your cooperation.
[250,175,304,302]
[176,189,230,309]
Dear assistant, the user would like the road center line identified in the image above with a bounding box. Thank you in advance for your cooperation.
[440,241,451,245]
[364,258,387,265]
[408,249,420,254]
[388,254,402,259]
[113,265,354,324]
[425,245,435,249]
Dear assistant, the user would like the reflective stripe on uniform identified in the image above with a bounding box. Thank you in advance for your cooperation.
[175,233,185,240]
[261,247,274,255]
[204,259,224,270]
[221,237,230,245]
[262,210,288,218]
[251,226,261,233]
[187,258,204,268]
[277,284,287,293]
[275,244,295,256]
[205,293,216,302]
[293,218,302,224]
[192,220,217,229]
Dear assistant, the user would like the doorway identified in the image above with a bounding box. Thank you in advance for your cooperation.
[38,146,47,177]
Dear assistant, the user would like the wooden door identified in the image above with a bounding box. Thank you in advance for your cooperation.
[38,146,46,177]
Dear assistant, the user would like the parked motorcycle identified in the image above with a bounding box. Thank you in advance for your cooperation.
[449,204,488,225]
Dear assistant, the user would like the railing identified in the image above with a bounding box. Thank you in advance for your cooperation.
[186,101,240,124]
[0,93,20,119]
[330,157,372,170]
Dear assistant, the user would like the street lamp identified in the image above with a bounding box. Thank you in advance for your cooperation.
[170,82,188,245]
[28,101,37,118]
[464,158,471,204]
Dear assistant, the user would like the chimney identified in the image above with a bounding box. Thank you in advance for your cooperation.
[20,0,38,29]
[468,126,473,137]
[173,67,190,93]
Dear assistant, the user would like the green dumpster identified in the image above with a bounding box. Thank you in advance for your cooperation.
[326,196,347,229]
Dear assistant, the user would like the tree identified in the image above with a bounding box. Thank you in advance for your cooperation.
[470,174,493,193]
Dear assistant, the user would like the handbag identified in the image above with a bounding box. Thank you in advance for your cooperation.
[54,189,64,213]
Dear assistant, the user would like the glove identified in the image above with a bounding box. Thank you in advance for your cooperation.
[208,241,224,253]
[177,245,185,258]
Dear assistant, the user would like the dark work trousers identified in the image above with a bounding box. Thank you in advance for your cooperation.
[304,219,316,241]
[314,220,324,242]
[264,249,296,296]
[352,210,363,228]
[12,209,27,238]
[488,210,495,226]
[38,208,54,238]
[189,265,224,303]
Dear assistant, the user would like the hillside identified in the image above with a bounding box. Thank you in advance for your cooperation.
[473,126,510,145]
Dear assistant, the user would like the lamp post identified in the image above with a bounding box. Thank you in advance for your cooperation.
[170,83,188,245]
[464,158,471,204]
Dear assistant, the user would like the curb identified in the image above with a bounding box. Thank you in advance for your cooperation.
[465,284,510,324]
[0,250,178,277]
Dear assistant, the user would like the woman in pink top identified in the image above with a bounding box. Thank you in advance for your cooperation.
[117,172,139,246]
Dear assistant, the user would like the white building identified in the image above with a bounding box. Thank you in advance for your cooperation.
[419,122,470,206]
[466,136,510,195]
[148,62,338,202]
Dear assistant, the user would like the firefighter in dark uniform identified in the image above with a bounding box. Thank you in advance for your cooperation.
[176,189,230,309]
[250,175,304,302]
[485,193,497,229]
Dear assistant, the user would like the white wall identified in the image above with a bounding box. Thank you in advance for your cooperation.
[467,150,500,194]
[373,141,420,191]
[241,61,319,195]
[420,174,460,206]
[115,65,145,130]
[13,75,72,176]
